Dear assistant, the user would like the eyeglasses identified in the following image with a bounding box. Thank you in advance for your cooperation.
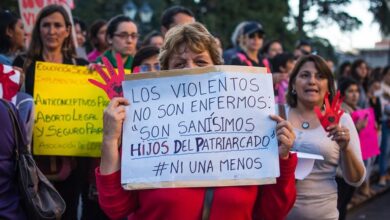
[113,32,139,40]
[134,63,160,73]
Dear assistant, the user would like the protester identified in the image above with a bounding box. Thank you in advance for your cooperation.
[73,17,88,59]
[336,77,360,220]
[337,61,352,80]
[350,59,369,108]
[261,39,283,59]
[131,45,160,73]
[142,30,164,48]
[95,15,137,70]
[160,5,195,36]
[285,55,365,220]
[0,99,27,220]
[0,10,34,142]
[229,21,269,71]
[0,10,25,65]
[378,66,390,186]
[293,40,312,60]
[223,21,248,64]
[87,19,108,62]
[13,5,89,220]
[96,22,297,220]
[270,52,295,104]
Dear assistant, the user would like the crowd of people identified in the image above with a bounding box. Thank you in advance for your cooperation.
[0,4,389,220]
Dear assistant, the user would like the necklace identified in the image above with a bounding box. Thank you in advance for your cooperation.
[294,109,317,130]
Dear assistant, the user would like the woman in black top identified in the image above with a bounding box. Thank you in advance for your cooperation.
[13,5,88,220]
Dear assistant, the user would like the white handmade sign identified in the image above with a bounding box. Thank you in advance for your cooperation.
[121,65,279,190]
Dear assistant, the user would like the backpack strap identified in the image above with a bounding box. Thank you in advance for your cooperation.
[236,53,253,66]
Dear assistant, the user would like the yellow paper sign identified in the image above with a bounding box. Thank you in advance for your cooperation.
[33,62,110,157]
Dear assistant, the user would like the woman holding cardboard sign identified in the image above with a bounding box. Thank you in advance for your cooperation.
[13,5,89,220]
[96,22,297,220]
[285,55,365,220]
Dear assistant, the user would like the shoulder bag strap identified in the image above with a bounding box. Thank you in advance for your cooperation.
[202,188,214,220]
[0,99,26,157]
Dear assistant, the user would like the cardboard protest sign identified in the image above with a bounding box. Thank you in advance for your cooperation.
[351,108,380,160]
[0,64,20,104]
[121,65,279,190]
[33,61,109,157]
[18,0,75,46]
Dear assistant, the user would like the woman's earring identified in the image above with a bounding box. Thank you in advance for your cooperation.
[292,88,297,94]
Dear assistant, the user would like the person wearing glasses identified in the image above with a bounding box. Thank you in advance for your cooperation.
[229,21,270,72]
[131,46,160,73]
[95,15,138,70]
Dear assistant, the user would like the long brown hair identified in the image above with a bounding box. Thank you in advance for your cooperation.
[24,5,75,71]
[286,54,336,107]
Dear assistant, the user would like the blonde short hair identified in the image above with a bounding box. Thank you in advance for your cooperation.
[159,22,223,70]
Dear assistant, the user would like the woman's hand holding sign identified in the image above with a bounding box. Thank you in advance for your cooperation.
[270,114,296,160]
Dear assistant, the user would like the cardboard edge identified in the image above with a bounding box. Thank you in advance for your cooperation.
[124,65,268,81]
[121,177,276,190]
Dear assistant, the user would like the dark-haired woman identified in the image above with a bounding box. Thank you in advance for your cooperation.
[285,55,365,220]
[87,19,108,62]
[132,45,160,73]
[13,5,89,220]
[350,59,369,108]
[0,10,25,65]
[95,15,138,70]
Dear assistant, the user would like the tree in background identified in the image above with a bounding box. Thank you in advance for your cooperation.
[295,0,362,38]
[369,0,390,36]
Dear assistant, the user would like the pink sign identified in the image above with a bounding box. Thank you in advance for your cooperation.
[351,108,380,160]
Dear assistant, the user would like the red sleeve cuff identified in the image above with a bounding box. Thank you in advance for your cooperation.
[278,152,297,180]
[95,167,122,187]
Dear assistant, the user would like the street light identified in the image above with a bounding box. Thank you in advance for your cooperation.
[139,2,153,23]
[123,0,137,20]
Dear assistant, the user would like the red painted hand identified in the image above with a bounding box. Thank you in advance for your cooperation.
[88,53,125,100]
[314,91,344,131]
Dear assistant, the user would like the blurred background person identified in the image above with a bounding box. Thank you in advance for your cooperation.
[142,30,164,49]
[131,45,160,73]
[350,59,369,108]
[223,21,248,64]
[378,66,390,186]
[261,39,283,59]
[337,61,352,81]
[229,21,268,71]
[269,52,295,104]
[87,19,108,62]
[0,10,25,65]
[293,39,312,60]
[160,5,195,36]
[74,17,88,59]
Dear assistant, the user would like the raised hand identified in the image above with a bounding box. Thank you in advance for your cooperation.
[88,53,125,100]
[314,91,344,131]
